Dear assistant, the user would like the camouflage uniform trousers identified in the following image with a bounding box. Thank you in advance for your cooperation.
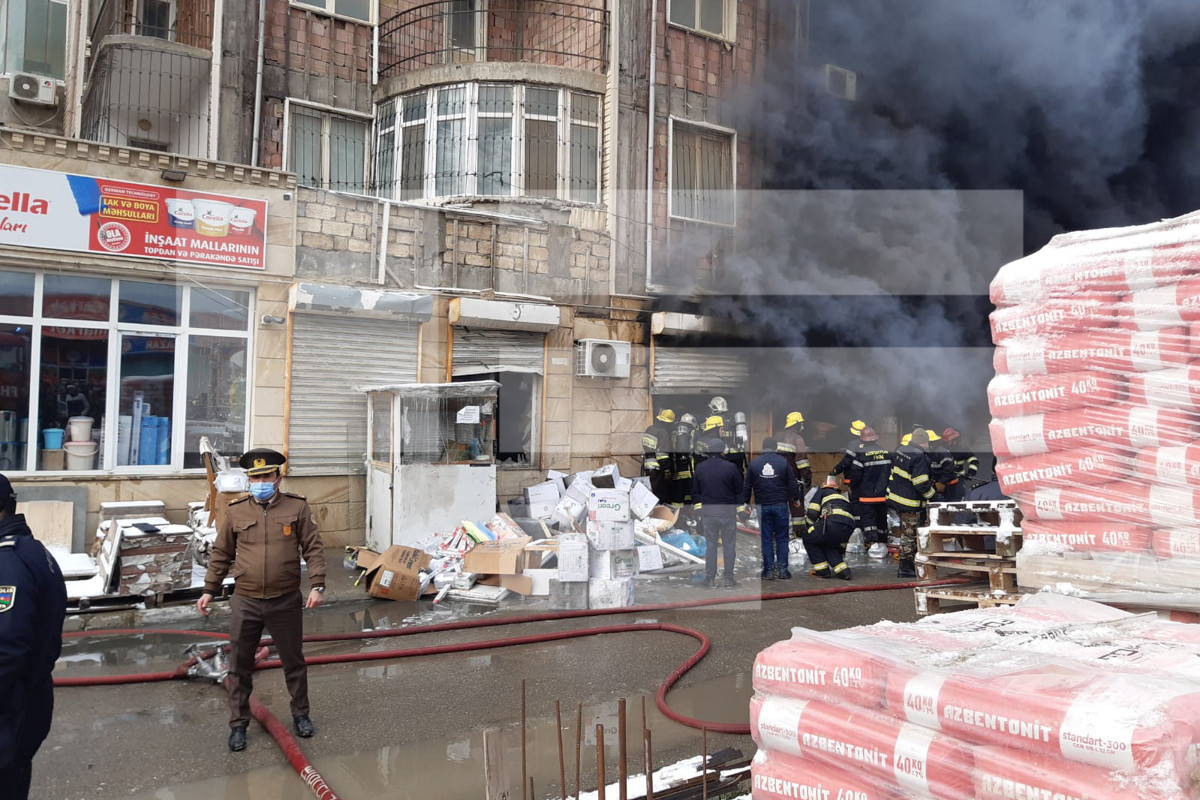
[895,511,922,561]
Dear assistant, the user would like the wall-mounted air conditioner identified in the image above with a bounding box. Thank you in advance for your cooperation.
[8,73,57,107]
[823,64,857,101]
[575,339,631,379]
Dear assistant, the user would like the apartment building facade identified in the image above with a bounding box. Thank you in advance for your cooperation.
[0,0,795,546]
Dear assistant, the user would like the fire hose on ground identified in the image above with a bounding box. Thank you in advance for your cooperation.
[55,578,969,799]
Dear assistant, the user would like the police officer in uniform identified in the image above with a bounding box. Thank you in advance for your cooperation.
[804,475,857,580]
[0,473,66,799]
[197,449,326,752]
[642,409,675,500]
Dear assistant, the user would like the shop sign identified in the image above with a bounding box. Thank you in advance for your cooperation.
[0,163,268,270]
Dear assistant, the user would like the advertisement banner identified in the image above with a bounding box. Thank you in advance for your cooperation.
[0,163,268,270]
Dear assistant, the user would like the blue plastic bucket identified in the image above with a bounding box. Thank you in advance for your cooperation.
[43,428,65,449]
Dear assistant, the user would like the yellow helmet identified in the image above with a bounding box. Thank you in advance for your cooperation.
[901,433,912,446]
[786,411,805,428]
[850,419,866,436]
[704,415,724,431]
[657,409,676,424]
[926,428,941,442]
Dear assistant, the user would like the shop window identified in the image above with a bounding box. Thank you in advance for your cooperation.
[453,371,538,466]
[0,272,252,472]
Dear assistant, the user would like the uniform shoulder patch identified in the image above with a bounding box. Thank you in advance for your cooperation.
[282,491,308,501]
[0,540,15,548]
[228,495,251,505]
[0,585,15,613]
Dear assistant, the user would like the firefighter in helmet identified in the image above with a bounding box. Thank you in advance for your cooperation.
[667,412,698,509]
[848,426,890,545]
[642,409,674,500]
[887,426,935,577]
[804,474,856,580]
[708,396,748,475]
[776,411,812,538]
[942,427,978,500]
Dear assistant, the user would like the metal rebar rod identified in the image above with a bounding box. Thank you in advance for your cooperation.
[556,700,566,800]
[521,679,528,800]
[702,727,708,800]
[618,699,627,800]
[575,702,583,800]
[596,724,606,800]
[644,730,654,800]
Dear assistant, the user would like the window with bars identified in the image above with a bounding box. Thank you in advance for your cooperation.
[287,104,371,193]
[374,83,602,204]
[1,0,67,78]
[670,121,736,225]
[291,0,373,23]
[668,0,735,40]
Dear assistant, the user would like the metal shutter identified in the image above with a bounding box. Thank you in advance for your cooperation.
[651,345,750,395]
[451,329,544,376]
[289,313,419,474]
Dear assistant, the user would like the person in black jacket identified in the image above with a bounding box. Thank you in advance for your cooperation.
[848,427,891,545]
[805,475,858,580]
[692,439,744,587]
[743,437,800,580]
[887,428,936,577]
[0,473,66,799]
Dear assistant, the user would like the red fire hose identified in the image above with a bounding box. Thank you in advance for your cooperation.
[57,578,967,798]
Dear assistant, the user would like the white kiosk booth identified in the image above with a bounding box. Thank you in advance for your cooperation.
[361,381,500,550]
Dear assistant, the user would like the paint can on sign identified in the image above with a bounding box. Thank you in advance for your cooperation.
[987,372,1124,418]
[989,406,1199,458]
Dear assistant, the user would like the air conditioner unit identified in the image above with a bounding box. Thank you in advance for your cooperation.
[8,73,57,107]
[575,339,631,379]
[823,64,857,101]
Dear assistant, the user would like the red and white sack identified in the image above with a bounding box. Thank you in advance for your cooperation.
[989,406,1199,457]
[753,631,887,709]
[885,667,1198,773]
[1134,443,1200,485]
[1152,528,1200,559]
[750,693,975,800]
[987,372,1125,418]
[972,746,1191,800]
[989,295,1117,343]
[995,446,1128,494]
[1021,520,1154,554]
[1016,482,1200,527]
[1127,364,1200,410]
[1120,277,1200,331]
[750,749,902,800]
[993,328,1190,376]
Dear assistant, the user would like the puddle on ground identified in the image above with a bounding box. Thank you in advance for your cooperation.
[120,673,751,800]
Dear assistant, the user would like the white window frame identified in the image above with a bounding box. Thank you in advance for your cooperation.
[374,83,602,205]
[667,117,738,227]
[289,0,376,25]
[445,0,487,60]
[0,0,68,79]
[283,98,374,194]
[0,270,254,475]
[667,0,737,43]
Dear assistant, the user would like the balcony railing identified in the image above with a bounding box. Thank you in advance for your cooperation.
[378,0,608,79]
[89,0,215,52]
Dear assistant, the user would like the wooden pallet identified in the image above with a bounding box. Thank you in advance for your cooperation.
[920,527,1023,558]
[914,583,1023,615]
[916,556,1017,593]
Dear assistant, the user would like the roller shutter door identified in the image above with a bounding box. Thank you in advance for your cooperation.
[288,313,419,474]
[451,329,544,376]
[651,345,749,395]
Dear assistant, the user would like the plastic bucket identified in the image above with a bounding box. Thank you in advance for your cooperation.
[68,416,94,442]
[64,441,98,470]
[42,428,64,449]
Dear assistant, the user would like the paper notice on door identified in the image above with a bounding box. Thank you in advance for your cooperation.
[456,406,481,424]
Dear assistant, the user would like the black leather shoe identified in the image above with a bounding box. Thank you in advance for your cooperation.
[702,576,717,588]
[897,562,917,578]
[722,574,738,588]
[228,727,247,752]
[835,567,852,580]
[293,715,315,738]
[762,570,776,581]
[777,570,792,580]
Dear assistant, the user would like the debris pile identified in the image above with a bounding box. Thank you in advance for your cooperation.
[988,211,1200,614]
[750,594,1200,800]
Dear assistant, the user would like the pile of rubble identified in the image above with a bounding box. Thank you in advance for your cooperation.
[350,463,708,609]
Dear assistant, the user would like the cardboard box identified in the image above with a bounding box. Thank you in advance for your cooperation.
[485,513,526,541]
[588,577,635,609]
[462,534,532,575]
[556,533,589,582]
[589,548,638,580]
[525,481,561,519]
[629,482,659,520]
[551,495,587,530]
[588,489,631,522]
[614,476,633,493]
[522,541,557,570]
[361,545,432,601]
[591,463,621,488]
[41,449,65,471]
[549,578,589,610]
[565,471,595,503]
[637,544,665,572]
[547,469,570,496]
[586,519,636,551]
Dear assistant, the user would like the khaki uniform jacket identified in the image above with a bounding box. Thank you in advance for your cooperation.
[203,491,326,598]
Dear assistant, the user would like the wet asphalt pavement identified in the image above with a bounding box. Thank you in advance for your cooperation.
[35,549,923,800]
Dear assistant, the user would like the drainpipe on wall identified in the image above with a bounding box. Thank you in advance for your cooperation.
[607,0,619,299]
[644,0,659,291]
[250,0,267,165]
[208,0,225,159]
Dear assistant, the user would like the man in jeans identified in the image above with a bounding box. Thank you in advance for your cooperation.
[743,437,801,580]
[692,438,744,587]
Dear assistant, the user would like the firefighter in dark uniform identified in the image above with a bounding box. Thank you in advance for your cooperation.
[197,448,326,752]
[848,427,891,545]
[804,475,857,580]
[708,396,748,475]
[831,419,870,529]
[942,427,978,501]
[642,409,675,500]
[777,411,813,538]
[887,428,935,577]
[668,412,698,509]
[926,428,957,501]
[0,473,66,800]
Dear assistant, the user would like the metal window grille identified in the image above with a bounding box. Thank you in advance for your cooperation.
[288,106,370,193]
[671,123,735,225]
